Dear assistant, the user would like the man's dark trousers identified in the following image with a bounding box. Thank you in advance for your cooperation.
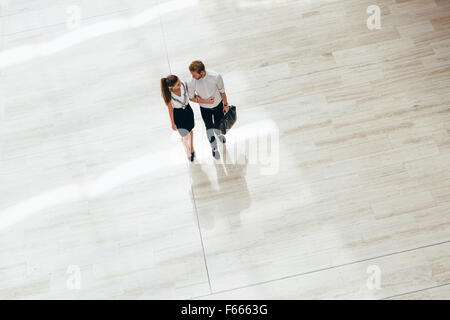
[200,100,224,150]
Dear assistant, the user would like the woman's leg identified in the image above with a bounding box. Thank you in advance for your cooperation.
[181,134,191,158]
[185,131,192,155]
[190,130,194,153]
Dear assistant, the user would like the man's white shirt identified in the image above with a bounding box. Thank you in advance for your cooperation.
[187,70,225,109]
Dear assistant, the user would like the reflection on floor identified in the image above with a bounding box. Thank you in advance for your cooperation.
[0,0,449,299]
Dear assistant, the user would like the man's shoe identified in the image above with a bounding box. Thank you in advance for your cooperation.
[212,149,220,159]
[218,135,226,144]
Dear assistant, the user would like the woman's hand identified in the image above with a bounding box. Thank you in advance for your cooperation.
[172,123,177,131]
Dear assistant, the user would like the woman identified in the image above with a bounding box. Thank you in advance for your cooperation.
[160,75,213,162]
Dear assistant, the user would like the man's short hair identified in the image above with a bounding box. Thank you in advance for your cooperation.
[189,60,206,74]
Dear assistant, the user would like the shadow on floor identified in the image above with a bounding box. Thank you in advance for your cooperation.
[188,144,252,231]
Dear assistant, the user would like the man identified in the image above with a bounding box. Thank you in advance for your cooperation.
[188,60,229,160]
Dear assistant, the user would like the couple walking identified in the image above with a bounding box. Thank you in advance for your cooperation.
[160,60,230,161]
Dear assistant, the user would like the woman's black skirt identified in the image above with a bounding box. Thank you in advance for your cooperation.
[173,104,195,137]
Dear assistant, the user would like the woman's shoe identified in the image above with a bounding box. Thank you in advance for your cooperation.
[190,151,195,162]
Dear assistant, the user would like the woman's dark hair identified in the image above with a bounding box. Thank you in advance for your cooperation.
[160,75,179,104]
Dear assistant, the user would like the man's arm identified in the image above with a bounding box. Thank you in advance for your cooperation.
[220,91,228,106]
[217,74,229,112]
[186,80,198,102]
[190,95,214,104]
[220,92,229,112]
[187,80,214,104]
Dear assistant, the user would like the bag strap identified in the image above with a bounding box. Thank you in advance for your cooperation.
[171,82,188,106]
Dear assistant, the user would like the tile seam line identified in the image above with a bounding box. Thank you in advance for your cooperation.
[189,239,450,299]
[381,282,450,300]
[190,183,212,295]
[1,8,133,38]
[157,0,171,74]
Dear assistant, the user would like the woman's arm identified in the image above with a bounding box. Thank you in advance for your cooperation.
[189,95,201,103]
[165,102,177,130]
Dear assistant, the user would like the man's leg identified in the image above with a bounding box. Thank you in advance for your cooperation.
[212,101,226,142]
[200,106,218,150]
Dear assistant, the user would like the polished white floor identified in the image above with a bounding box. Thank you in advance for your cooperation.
[0,0,449,299]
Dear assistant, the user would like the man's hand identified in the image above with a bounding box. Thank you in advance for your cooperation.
[171,123,177,131]
[204,97,215,104]
[196,95,214,104]
[223,104,230,113]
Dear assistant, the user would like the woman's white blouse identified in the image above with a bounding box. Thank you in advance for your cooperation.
[171,82,189,109]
